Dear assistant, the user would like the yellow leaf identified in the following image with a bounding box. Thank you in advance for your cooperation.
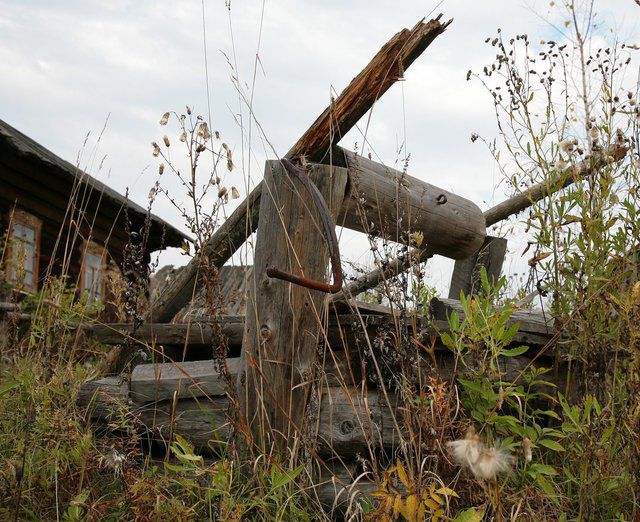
[406,494,419,521]
[436,486,458,498]
[397,460,410,488]
[528,251,552,267]
[424,498,440,511]
[394,494,403,519]
[430,491,443,505]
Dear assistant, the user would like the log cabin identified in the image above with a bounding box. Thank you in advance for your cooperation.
[0,118,188,302]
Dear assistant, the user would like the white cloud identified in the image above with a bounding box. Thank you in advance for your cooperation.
[1,0,638,293]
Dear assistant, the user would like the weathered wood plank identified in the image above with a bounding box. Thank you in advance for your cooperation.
[91,305,554,350]
[91,317,245,346]
[131,358,242,405]
[145,16,450,324]
[431,297,553,337]
[138,396,231,448]
[448,236,508,299]
[238,162,349,449]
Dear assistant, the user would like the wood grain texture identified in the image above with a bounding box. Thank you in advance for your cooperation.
[448,236,508,299]
[91,305,554,351]
[91,317,245,346]
[146,17,449,324]
[238,162,349,448]
[336,150,486,260]
[131,358,242,405]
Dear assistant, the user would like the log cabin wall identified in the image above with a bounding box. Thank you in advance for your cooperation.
[0,118,189,308]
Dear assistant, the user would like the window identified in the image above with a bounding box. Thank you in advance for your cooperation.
[8,210,41,292]
[81,242,105,302]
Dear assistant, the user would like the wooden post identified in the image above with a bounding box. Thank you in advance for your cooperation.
[448,236,507,299]
[238,161,349,451]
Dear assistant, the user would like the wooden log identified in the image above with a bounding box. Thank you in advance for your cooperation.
[137,396,231,448]
[483,144,627,227]
[91,317,245,346]
[314,467,378,516]
[336,150,486,260]
[90,306,554,351]
[135,387,399,457]
[130,358,242,405]
[145,16,450,324]
[78,342,573,456]
[448,236,508,299]
[288,17,450,163]
[76,376,130,422]
[336,145,628,300]
[238,161,349,449]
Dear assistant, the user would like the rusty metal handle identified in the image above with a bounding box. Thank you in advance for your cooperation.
[266,158,343,294]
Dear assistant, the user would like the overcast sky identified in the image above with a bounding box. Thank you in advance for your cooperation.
[1,0,638,292]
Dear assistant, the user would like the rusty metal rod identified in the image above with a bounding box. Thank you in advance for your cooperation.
[266,159,343,294]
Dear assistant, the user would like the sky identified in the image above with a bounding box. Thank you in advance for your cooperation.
[1,0,638,293]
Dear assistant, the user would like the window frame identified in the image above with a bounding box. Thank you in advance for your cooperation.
[7,209,42,293]
[80,240,106,302]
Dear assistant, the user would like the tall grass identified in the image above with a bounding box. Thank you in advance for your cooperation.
[1,1,639,520]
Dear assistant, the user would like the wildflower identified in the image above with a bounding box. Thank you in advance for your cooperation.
[497,385,504,409]
[100,447,126,478]
[197,122,211,141]
[159,112,170,125]
[522,437,533,462]
[447,427,513,480]
[559,139,574,153]
[410,231,424,247]
[555,157,568,170]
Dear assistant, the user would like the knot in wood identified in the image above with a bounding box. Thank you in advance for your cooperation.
[339,419,355,435]
[260,325,271,340]
[436,194,447,205]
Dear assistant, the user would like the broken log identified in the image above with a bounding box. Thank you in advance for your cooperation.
[146,16,450,324]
